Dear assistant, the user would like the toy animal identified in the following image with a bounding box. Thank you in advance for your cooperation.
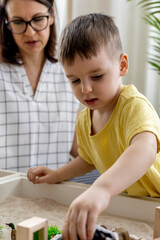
[6,223,16,240]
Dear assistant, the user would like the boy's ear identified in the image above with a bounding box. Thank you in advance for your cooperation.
[120,54,129,76]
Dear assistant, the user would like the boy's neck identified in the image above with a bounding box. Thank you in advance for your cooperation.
[90,84,122,135]
[90,109,112,135]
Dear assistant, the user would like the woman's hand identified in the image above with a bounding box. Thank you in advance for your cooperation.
[62,184,111,240]
[27,166,57,184]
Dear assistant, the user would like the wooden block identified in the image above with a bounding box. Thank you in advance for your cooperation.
[16,217,48,240]
[154,206,160,238]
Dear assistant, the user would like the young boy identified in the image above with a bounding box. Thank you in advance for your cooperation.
[27,13,160,240]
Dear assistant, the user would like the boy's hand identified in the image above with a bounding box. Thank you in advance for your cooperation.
[27,156,94,185]
[27,166,57,184]
[62,185,111,240]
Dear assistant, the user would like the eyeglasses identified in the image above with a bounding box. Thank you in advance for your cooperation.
[5,15,50,34]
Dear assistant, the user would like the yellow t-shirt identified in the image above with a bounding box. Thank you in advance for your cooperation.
[76,85,160,197]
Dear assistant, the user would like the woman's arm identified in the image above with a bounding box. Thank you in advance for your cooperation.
[70,129,78,158]
[70,111,79,158]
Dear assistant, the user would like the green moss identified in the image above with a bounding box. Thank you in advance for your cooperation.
[0,226,3,232]
[33,230,38,240]
[48,224,61,240]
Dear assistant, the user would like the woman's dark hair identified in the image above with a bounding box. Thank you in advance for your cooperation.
[0,0,57,64]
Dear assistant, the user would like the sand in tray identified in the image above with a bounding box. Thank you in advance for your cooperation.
[0,196,153,240]
[0,171,14,178]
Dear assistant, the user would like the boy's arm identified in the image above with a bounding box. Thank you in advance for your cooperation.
[27,155,95,184]
[95,131,157,197]
[57,155,95,182]
[62,131,157,240]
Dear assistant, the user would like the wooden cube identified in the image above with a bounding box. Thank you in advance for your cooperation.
[16,217,48,240]
[154,206,160,239]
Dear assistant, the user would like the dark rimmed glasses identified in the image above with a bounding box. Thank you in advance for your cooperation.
[5,15,50,34]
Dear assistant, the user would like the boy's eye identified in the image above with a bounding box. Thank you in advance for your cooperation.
[71,79,80,84]
[91,74,103,80]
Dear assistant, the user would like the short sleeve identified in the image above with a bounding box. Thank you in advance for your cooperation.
[120,97,160,152]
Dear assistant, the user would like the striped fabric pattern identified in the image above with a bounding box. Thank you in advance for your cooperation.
[71,169,100,184]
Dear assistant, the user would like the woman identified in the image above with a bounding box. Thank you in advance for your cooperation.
[0,0,79,173]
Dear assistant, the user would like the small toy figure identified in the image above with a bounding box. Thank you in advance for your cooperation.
[52,225,119,240]
[6,223,16,240]
[51,225,142,240]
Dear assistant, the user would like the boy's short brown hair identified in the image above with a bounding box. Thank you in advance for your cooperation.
[58,13,123,65]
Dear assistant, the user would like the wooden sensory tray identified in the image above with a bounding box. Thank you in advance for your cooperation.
[0,170,160,239]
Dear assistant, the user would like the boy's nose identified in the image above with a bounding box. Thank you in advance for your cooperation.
[82,81,93,94]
